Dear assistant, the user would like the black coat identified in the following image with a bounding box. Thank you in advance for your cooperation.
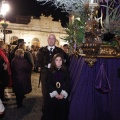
[46,68,70,95]
[24,51,34,67]
[41,68,70,120]
[9,45,18,62]
[11,56,32,95]
[36,46,68,68]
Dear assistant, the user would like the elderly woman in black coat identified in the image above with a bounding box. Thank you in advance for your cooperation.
[11,49,32,108]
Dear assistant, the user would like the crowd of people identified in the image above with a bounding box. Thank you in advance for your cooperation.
[0,34,71,120]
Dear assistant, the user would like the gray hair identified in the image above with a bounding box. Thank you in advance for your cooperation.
[15,49,24,57]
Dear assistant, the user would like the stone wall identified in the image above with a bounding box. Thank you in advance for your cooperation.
[0,15,68,47]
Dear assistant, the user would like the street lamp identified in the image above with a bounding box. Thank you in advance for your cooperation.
[0,0,10,43]
[0,19,9,42]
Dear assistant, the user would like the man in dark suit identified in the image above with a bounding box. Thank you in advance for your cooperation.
[36,34,68,109]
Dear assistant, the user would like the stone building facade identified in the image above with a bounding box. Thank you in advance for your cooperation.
[0,15,68,47]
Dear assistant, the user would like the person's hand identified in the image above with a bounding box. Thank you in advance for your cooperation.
[55,94,60,99]
[59,94,64,99]
[3,63,7,70]
[38,67,41,72]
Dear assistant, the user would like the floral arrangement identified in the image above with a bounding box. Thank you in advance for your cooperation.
[64,16,86,44]
[101,0,120,43]
[101,0,120,34]
[61,4,91,52]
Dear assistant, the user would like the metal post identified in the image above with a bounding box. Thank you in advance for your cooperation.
[1,19,8,43]
[3,25,5,42]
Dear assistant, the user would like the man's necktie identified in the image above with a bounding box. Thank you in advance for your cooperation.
[50,48,53,55]
[49,48,53,62]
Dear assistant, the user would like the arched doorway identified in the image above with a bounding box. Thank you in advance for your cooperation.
[55,39,59,47]
[31,38,40,47]
[10,36,18,44]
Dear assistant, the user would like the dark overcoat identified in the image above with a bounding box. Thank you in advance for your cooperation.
[36,46,67,68]
[41,68,70,120]
[11,56,32,95]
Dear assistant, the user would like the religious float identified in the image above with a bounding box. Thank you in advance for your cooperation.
[37,0,120,120]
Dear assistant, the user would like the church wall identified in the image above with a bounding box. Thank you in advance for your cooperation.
[0,15,68,47]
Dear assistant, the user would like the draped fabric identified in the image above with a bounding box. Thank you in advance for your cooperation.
[69,57,120,120]
[69,56,85,101]
[95,63,111,93]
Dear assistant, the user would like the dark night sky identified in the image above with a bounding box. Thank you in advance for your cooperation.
[5,0,120,27]
[6,0,69,27]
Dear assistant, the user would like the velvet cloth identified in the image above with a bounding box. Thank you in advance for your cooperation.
[69,56,120,120]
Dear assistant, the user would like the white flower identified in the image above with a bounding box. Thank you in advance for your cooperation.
[75,17,81,21]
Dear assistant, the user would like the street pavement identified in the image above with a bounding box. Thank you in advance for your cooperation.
[2,72,42,120]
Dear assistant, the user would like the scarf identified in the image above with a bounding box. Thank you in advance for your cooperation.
[0,48,11,76]
[0,48,12,86]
